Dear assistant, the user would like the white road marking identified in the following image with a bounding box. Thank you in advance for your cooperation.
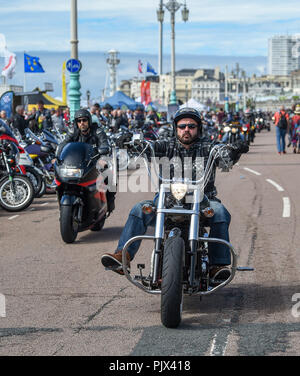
[209,333,229,356]
[282,197,291,218]
[243,167,262,176]
[266,179,284,192]
[209,334,218,356]
[8,215,19,220]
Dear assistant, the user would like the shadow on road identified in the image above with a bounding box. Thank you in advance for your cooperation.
[77,226,124,244]
[182,282,300,324]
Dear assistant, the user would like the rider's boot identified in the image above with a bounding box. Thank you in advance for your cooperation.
[101,250,131,275]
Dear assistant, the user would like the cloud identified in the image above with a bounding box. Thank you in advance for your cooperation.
[1,0,300,56]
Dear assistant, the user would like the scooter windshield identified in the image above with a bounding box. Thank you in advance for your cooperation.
[59,142,94,168]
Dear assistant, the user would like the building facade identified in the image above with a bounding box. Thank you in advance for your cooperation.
[268,35,300,76]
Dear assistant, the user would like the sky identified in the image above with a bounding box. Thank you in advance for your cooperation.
[1,0,300,100]
[2,0,300,55]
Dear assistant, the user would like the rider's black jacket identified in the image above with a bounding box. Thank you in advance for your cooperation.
[56,124,109,157]
[146,137,249,200]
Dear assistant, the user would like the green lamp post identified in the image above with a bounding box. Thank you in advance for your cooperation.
[69,0,81,121]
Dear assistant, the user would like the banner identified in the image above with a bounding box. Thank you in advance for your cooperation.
[145,81,151,105]
[0,34,17,79]
[0,91,14,119]
[24,53,45,73]
[140,80,146,105]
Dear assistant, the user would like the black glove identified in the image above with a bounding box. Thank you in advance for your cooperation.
[234,140,249,154]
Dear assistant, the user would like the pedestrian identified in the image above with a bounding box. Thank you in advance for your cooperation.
[63,107,70,127]
[0,110,11,126]
[52,108,67,133]
[274,106,289,155]
[12,105,29,137]
[291,104,300,154]
[27,100,53,131]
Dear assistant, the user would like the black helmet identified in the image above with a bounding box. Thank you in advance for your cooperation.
[74,108,92,127]
[173,107,202,137]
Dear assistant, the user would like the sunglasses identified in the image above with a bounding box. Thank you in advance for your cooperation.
[177,123,197,130]
[77,118,89,123]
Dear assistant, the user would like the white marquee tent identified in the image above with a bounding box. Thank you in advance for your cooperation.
[180,98,207,111]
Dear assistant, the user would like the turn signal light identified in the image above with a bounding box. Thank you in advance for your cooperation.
[142,204,154,215]
[202,207,215,218]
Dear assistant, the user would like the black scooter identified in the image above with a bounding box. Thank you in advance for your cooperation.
[54,142,116,243]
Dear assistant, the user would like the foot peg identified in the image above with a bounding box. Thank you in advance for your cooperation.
[134,264,149,286]
[237,267,254,271]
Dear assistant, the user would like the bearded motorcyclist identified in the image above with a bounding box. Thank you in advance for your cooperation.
[101,107,249,281]
[56,108,116,212]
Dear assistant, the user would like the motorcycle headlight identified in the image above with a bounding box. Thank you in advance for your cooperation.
[231,128,238,134]
[224,126,230,132]
[60,168,83,178]
[171,183,188,201]
[242,126,248,132]
[260,118,263,122]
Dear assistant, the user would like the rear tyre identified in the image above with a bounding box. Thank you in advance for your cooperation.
[0,175,34,212]
[161,235,184,328]
[60,205,79,243]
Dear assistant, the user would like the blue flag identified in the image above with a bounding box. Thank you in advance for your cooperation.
[24,53,45,73]
[146,62,157,75]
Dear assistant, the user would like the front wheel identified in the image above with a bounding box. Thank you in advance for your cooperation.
[24,166,43,197]
[0,175,34,212]
[161,235,185,328]
[60,205,79,243]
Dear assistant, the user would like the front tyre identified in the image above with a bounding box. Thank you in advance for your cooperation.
[161,235,185,328]
[0,175,34,212]
[25,166,43,197]
[60,205,79,243]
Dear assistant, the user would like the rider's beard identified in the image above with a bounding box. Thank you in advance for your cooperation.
[80,127,90,136]
[178,131,198,145]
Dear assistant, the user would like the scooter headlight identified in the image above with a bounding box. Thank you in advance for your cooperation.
[60,168,83,178]
[224,126,230,132]
[231,128,238,134]
[242,126,248,132]
[171,183,188,201]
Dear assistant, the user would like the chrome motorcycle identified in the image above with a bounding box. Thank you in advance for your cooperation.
[120,139,253,328]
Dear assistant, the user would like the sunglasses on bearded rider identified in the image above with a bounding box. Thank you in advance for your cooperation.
[77,118,89,124]
[177,123,198,130]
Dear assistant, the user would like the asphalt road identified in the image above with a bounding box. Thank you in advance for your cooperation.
[0,127,300,356]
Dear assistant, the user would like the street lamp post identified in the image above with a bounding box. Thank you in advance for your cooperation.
[86,90,91,108]
[235,63,240,112]
[241,70,247,111]
[68,0,81,121]
[164,0,189,105]
[157,1,164,76]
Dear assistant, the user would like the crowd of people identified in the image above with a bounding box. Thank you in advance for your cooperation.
[2,98,300,155]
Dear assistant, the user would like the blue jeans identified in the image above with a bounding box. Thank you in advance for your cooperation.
[222,133,244,143]
[276,126,287,152]
[116,199,231,266]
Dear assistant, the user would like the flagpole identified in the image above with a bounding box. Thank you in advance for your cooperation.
[23,51,26,92]
[23,51,28,111]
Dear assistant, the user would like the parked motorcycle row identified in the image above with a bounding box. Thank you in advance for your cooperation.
[0,121,60,212]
